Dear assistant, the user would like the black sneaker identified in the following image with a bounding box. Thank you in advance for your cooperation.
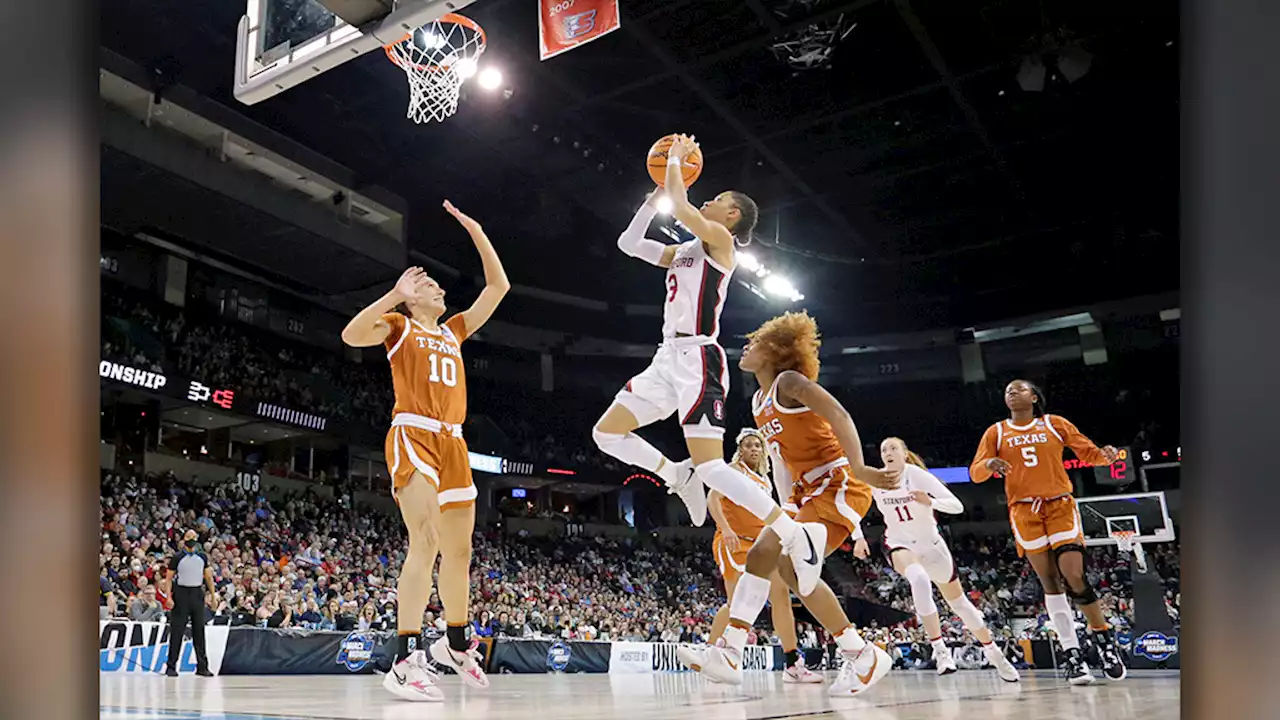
[1063,648,1095,685]
[1092,629,1128,682]
[164,667,179,677]
[196,668,214,677]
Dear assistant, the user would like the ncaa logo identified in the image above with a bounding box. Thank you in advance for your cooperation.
[563,10,597,39]
[336,632,376,672]
[713,400,725,420]
[1133,631,1178,662]
[547,641,572,672]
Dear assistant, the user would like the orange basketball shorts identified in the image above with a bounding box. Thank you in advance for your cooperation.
[1008,495,1084,556]
[713,530,755,588]
[792,465,872,556]
[386,414,475,512]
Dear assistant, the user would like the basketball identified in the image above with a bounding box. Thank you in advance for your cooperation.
[647,134,704,188]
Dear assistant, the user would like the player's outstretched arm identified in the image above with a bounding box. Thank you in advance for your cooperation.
[1049,415,1119,466]
[912,467,964,514]
[616,193,678,268]
[340,266,427,347]
[969,425,1007,482]
[444,200,511,337]
[775,371,900,489]
[665,134,734,253]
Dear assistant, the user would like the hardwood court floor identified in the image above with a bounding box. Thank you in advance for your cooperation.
[100,668,1179,720]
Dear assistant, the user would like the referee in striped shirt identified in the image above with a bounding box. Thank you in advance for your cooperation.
[164,529,215,676]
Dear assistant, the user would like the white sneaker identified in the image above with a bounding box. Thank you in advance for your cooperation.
[666,459,707,527]
[698,643,744,685]
[382,650,444,702]
[676,644,707,671]
[782,660,824,684]
[828,643,891,697]
[991,653,1021,683]
[429,636,490,689]
[935,647,958,676]
[782,522,827,596]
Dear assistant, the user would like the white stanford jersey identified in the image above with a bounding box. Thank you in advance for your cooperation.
[874,464,964,545]
[662,239,734,340]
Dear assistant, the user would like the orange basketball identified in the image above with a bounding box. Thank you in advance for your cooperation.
[646,134,704,188]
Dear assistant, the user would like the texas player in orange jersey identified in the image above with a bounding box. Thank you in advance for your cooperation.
[677,428,822,684]
[341,201,509,702]
[694,311,898,696]
[970,379,1127,685]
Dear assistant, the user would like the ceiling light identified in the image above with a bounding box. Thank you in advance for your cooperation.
[655,196,674,215]
[478,68,503,90]
[455,57,478,80]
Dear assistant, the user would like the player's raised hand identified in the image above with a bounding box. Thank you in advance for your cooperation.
[986,457,1013,476]
[443,200,483,234]
[670,134,699,160]
[910,490,933,507]
[1101,445,1120,464]
[853,538,870,560]
[394,266,427,301]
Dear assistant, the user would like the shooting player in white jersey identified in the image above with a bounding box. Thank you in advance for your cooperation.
[591,134,827,587]
[853,437,1020,682]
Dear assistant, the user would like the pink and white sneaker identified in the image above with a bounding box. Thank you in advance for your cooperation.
[782,659,824,684]
[430,636,490,689]
[382,650,444,702]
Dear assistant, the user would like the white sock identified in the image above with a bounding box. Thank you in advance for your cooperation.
[1044,593,1080,650]
[903,563,937,617]
[694,459,777,520]
[592,427,673,481]
[725,572,772,652]
[768,512,799,543]
[833,625,867,654]
[931,637,949,656]
[947,592,987,635]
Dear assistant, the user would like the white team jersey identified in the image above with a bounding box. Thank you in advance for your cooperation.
[874,464,964,545]
[662,239,734,340]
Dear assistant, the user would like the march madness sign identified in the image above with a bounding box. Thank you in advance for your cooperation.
[99,620,229,675]
[539,0,621,61]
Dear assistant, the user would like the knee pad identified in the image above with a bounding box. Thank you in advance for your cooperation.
[591,426,622,452]
[1065,583,1098,605]
[948,593,986,632]
[1052,543,1086,561]
[903,563,938,617]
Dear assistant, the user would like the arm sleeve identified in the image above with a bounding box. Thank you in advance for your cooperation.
[1050,415,1111,466]
[445,313,470,342]
[969,425,999,483]
[912,466,964,514]
[380,313,407,349]
[616,204,667,266]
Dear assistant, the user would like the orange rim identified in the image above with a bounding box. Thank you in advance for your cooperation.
[383,13,487,73]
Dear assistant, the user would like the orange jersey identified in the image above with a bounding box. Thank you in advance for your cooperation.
[969,414,1110,504]
[751,372,849,499]
[716,462,773,539]
[382,313,469,424]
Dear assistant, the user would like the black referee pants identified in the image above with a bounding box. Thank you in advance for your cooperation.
[166,585,208,673]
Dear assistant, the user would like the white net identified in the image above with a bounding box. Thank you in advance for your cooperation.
[384,14,486,124]
[1111,531,1148,573]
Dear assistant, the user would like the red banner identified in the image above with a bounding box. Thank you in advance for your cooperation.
[538,0,622,61]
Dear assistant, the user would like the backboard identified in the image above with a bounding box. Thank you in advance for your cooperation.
[1077,491,1175,547]
[234,0,478,105]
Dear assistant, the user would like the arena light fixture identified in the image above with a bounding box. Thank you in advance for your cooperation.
[455,57,479,80]
[655,195,674,215]
[763,274,804,302]
[477,67,503,90]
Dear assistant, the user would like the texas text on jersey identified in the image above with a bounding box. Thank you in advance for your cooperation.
[662,239,734,340]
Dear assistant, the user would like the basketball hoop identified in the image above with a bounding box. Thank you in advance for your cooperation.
[384,13,487,124]
[1110,530,1148,573]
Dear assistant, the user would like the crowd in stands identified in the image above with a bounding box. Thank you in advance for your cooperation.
[101,467,1180,663]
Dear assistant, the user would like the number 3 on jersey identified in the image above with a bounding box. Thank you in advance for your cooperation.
[428,353,458,387]
[1020,446,1038,467]
[666,275,678,303]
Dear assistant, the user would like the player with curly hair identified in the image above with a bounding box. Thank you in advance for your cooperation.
[693,311,900,695]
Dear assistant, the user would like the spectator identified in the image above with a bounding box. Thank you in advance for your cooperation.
[128,585,164,622]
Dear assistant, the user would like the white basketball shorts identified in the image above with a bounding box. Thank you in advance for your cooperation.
[614,340,729,440]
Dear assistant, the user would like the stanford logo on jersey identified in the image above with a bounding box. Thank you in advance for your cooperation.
[713,400,724,420]
[671,257,697,268]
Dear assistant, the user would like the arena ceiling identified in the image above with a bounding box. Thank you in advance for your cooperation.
[101,0,1178,335]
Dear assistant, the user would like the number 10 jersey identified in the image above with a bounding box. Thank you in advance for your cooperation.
[382,312,469,426]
